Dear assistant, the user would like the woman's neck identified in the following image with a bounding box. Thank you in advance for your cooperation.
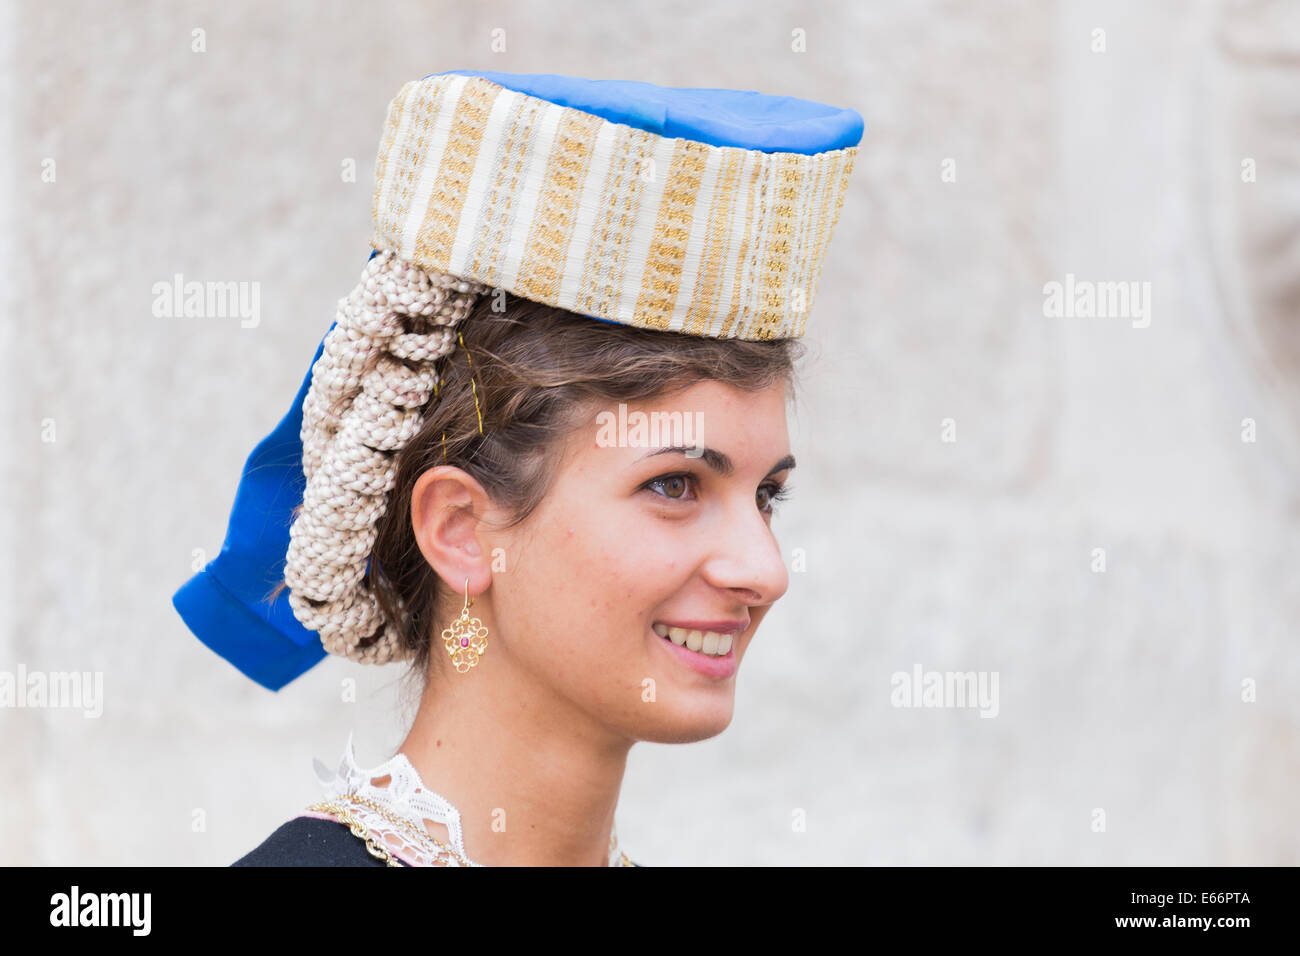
[397,659,633,866]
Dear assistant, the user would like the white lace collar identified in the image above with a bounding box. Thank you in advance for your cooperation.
[310,733,631,867]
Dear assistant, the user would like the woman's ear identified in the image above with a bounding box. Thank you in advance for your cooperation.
[410,465,494,594]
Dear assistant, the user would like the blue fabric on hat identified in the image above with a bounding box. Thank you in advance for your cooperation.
[172,320,337,690]
[430,70,864,154]
[173,73,861,690]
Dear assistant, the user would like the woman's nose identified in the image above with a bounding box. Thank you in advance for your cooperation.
[700,497,790,606]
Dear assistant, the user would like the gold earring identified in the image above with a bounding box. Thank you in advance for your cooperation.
[441,577,489,673]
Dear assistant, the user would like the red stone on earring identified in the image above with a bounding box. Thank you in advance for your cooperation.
[461,637,469,647]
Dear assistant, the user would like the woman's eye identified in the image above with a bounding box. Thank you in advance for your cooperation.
[757,482,792,514]
[646,474,694,500]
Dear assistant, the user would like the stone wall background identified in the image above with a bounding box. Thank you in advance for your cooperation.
[3,0,1297,865]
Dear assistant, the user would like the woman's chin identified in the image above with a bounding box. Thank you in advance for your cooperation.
[633,698,736,744]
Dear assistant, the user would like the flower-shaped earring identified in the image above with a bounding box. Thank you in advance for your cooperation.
[442,578,489,673]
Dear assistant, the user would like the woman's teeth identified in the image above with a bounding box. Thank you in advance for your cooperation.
[652,623,733,657]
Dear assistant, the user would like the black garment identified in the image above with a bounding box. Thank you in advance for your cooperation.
[232,815,403,867]
[232,814,641,866]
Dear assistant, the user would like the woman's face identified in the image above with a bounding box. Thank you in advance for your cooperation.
[480,379,793,745]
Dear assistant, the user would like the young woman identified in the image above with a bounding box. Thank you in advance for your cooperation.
[173,69,862,866]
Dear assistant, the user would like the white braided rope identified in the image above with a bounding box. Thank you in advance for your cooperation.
[285,250,490,665]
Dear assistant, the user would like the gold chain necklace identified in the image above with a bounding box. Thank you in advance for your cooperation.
[307,794,635,866]
[306,799,405,867]
[341,792,468,864]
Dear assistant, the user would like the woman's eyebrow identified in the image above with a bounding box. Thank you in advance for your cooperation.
[638,446,796,478]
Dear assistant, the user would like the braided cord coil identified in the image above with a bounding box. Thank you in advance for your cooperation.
[284,250,489,664]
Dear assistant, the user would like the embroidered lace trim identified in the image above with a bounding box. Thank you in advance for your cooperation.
[308,732,629,866]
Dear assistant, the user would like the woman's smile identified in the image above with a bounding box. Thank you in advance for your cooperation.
[652,620,745,655]
[649,621,740,678]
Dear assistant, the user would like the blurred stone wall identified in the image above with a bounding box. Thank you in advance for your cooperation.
[3,0,1296,865]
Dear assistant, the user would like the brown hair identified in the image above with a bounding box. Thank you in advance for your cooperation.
[274,290,804,684]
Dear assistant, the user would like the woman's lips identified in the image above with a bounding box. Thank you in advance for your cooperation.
[653,620,748,635]
[651,624,739,678]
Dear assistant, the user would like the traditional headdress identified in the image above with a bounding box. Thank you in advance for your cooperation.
[172,69,863,690]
